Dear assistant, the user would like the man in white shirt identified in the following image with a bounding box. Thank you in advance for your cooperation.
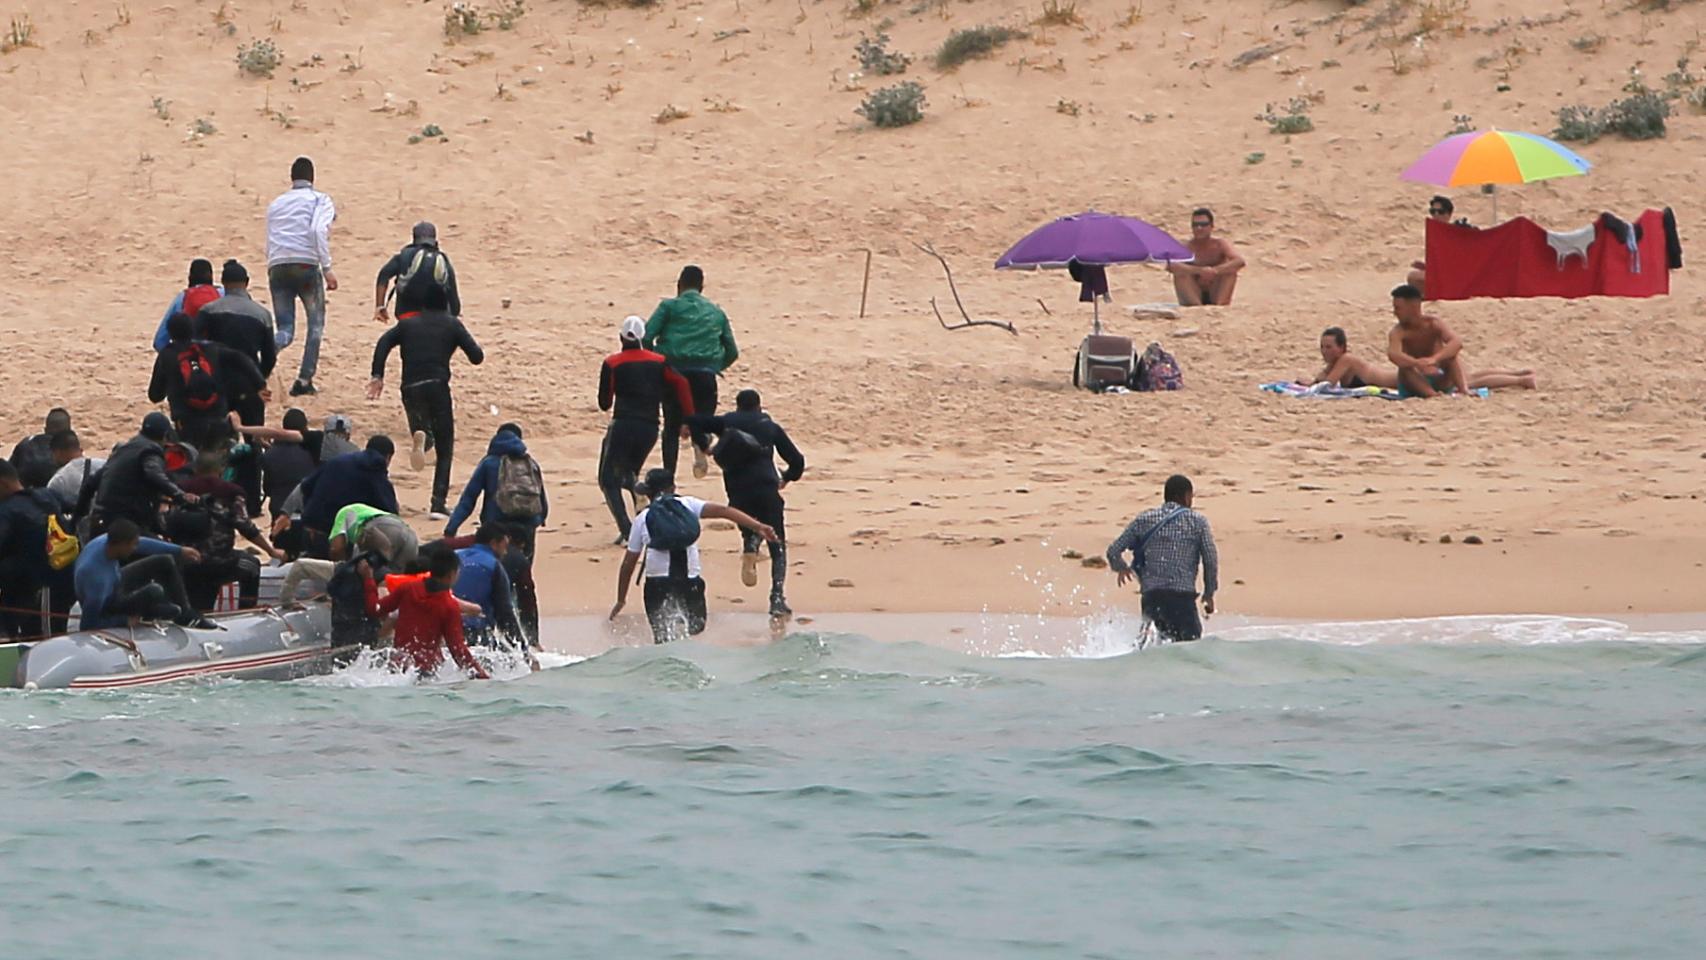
[609,469,777,644]
[266,156,339,398]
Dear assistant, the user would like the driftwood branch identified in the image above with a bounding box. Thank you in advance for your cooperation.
[913,241,1018,335]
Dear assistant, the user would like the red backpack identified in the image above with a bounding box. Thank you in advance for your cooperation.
[176,343,222,411]
[182,284,220,319]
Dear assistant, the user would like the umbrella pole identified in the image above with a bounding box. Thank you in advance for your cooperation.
[1093,297,1101,336]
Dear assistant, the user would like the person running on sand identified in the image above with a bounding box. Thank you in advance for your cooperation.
[374,221,462,323]
[1167,208,1246,307]
[1388,284,1471,398]
[609,469,777,644]
[599,316,696,542]
[267,156,338,398]
[644,266,737,479]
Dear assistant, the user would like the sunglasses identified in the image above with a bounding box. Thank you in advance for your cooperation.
[1429,207,1448,215]
[1191,221,1212,228]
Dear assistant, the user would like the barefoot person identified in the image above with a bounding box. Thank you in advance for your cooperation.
[1167,208,1246,306]
[1105,474,1218,644]
[608,469,777,644]
[1388,284,1469,398]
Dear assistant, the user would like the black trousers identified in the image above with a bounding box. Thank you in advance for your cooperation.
[112,554,196,624]
[599,419,659,539]
[502,536,540,647]
[0,565,75,638]
[661,370,719,476]
[231,392,266,515]
[1142,590,1202,643]
[730,485,788,598]
[401,380,456,510]
[643,576,707,644]
[183,553,262,612]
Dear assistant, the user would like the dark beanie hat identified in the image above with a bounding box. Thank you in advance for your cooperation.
[141,412,172,440]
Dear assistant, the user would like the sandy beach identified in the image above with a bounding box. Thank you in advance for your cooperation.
[2,0,1701,624]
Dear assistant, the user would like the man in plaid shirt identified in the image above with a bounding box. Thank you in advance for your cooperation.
[1105,475,1219,642]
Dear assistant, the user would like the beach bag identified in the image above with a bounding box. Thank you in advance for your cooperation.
[176,344,222,411]
[182,284,220,319]
[712,428,769,471]
[494,455,544,519]
[397,248,449,310]
[1072,335,1136,392]
[1134,342,1184,392]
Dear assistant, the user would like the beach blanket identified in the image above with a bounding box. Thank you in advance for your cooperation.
[1261,382,1401,400]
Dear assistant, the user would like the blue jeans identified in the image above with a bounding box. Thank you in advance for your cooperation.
[269,263,327,382]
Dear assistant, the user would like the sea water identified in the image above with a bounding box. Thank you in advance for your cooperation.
[2,614,1704,960]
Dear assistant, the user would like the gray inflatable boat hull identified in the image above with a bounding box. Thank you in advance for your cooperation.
[9,602,336,690]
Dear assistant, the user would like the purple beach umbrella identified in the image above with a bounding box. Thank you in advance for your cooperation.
[996,211,1191,333]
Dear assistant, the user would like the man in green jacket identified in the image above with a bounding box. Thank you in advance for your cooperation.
[644,265,738,478]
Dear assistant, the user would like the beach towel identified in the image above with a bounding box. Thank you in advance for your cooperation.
[1260,382,1400,400]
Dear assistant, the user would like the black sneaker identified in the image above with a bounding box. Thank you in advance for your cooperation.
[289,378,317,397]
[186,616,221,631]
[768,595,792,618]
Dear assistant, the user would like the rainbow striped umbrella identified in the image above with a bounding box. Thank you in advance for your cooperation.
[1402,130,1590,187]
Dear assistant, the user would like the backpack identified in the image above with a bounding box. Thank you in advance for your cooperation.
[493,455,544,518]
[711,428,769,471]
[1133,342,1184,392]
[182,284,220,319]
[177,343,222,411]
[645,496,701,552]
[396,247,449,310]
[37,490,80,571]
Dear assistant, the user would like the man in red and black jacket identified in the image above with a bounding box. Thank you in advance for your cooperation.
[597,316,697,542]
[371,548,489,679]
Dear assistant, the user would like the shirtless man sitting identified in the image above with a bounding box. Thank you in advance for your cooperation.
[1304,327,1397,389]
[1167,207,1246,307]
[1388,284,1469,398]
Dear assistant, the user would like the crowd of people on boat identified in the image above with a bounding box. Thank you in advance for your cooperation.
[0,156,810,677]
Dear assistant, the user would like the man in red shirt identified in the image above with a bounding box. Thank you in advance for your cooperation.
[373,548,490,679]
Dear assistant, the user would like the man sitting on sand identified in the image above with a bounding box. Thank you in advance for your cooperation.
[1388,285,1539,398]
[1306,326,1537,393]
[1166,208,1245,307]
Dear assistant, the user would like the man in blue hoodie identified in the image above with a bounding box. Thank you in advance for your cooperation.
[74,518,213,630]
[298,436,400,556]
[453,523,525,651]
[445,424,545,643]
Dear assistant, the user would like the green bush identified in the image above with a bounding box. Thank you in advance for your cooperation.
[1258,97,1314,135]
[857,81,926,128]
[1553,104,1605,142]
[1555,71,1673,143]
[235,38,282,77]
[935,25,1025,69]
[857,33,911,76]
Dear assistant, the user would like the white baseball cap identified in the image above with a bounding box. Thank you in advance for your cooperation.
[619,315,646,342]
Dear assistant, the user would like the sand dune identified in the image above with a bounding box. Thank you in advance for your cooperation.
[0,0,1701,621]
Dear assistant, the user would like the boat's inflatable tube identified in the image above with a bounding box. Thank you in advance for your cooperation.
[9,601,334,690]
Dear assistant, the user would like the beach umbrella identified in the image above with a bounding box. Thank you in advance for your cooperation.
[996,210,1190,334]
[1401,129,1590,220]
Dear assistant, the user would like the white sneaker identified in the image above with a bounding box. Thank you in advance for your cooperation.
[427,509,449,522]
[410,431,428,472]
[692,445,710,479]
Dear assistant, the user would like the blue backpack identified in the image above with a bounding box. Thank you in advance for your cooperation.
[645,496,701,552]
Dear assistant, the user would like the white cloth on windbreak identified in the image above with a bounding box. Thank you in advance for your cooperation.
[627,496,708,579]
[266,181,336,269]
[1545,225,1595,269]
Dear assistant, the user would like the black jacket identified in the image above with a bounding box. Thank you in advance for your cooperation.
[689,410,806,493]
[195,290,278,379]
[148,338,266,424]
[299,450,400,533]
[261,441,316,518]
[599,347,695,424]
[0,487,60,585]
[371,311,483,385]
[378,243,462,317]
[94,434,185,529]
